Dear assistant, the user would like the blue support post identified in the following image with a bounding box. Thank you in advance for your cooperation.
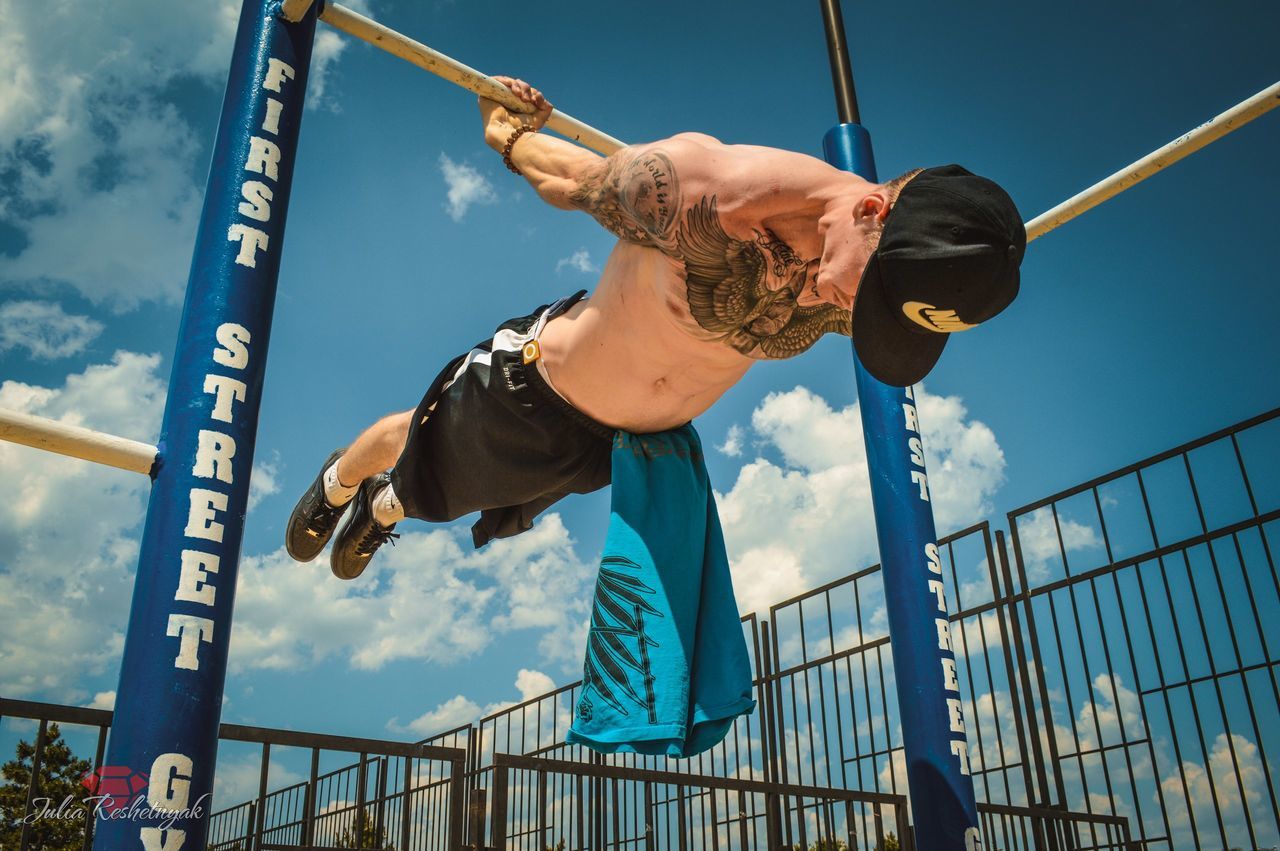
[823,125,982,850]
[94,1,316,847]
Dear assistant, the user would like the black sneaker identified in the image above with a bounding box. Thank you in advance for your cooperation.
[330,472,399,580]
[285,448,349,563]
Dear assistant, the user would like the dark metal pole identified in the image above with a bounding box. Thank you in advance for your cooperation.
[818,2,982,850]
[819,0,861,124]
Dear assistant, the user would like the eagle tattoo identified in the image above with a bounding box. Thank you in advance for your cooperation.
[676,196,852,359]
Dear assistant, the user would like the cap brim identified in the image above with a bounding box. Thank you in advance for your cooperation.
[851,253,948,387]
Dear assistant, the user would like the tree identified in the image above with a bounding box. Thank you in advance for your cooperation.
[335,806,392,849]
[882,832,900,851]
[788,840,847,851]
[0,723,93,851]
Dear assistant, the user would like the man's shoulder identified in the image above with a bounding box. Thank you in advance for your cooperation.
[664,131,722,146]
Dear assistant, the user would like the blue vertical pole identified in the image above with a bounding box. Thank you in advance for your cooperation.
[818,3,981,850]
[94,1,316,847]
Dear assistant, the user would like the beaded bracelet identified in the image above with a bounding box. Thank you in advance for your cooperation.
[502,124,536,176]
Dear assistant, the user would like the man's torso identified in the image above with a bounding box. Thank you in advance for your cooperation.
[539,136,855,433]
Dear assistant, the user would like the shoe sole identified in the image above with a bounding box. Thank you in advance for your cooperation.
[285,448,347,563]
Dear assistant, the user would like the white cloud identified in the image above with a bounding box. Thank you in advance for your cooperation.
[555,249,599,275]
[1015,507,1103,582]
[86,690,116,711]
[1160,732,1270,841]
[0,0,356,307]
[0,300,103,359]
[438,153,497,221]
[389,668,560,738]
[212,750,306,812]
[0,351,165,699]
[717,424,744,458]
[247,456,280,512]
[229,514,593,673]
[718,385,1005,613]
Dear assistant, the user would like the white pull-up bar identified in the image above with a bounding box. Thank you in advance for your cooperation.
[1026,80,1280,241]
[0,408,156,475]
[315,2,626,156]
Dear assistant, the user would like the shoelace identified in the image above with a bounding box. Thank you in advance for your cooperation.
[308,500,345,532]
[356,523,399,555]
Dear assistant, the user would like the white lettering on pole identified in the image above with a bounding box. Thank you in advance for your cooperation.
[262,98,284,135]
[902,402,919,433]
[910,470,930,501]
[166,615,213,671]
[184,489,228,543]
[263,58,296,93]
[950,740,971,775]
[238,180,273,222]
[941,657,960,691]
[908,436,924,466]
[203,374,247,423]
[245,136,281,180]
[175,550,219,607]
[947,697,966,733]
[925,543,942,574]
[927,579,946,613]
[148,753,194,809]
[936,618,952,652]
[140,828,186,850]
[193,430,236,484]
[227,224,270,268]
[213,323,251,370]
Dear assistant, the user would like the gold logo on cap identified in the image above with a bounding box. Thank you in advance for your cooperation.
[902,301,977,333]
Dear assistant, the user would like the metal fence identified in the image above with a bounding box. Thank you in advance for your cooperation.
[3,407,1276,849]
[0,698,467,851]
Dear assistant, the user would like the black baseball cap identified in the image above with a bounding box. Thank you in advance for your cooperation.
[852,165,1025,387]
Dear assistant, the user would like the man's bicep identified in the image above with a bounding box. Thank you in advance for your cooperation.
[568,144,686,247]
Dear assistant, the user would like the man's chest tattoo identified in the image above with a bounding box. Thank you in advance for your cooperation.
[571,149,851,359]
[676,198,851,358]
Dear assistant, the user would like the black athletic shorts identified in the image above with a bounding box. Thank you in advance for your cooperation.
[390,291,613,548]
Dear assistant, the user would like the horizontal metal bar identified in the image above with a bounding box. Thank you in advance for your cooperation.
[1026,80,1280,241]
[220,722,466,763]
[318,3,625,155]
[976,800,1129,828]
[0,697,113,728]
[0,407,156,476]
[492,752,908,805]
[0,699,464,764]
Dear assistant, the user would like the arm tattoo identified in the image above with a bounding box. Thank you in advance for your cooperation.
[677,196,851,359]
[570,150,682,247]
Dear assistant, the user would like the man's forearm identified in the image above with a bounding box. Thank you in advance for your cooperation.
[485,125,603,210]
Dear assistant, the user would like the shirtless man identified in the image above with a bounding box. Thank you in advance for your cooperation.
[286,77,1025,578]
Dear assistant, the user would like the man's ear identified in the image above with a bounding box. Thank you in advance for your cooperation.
[854,190,891,226]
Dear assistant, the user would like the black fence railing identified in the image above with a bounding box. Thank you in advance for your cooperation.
[4,407,1277,850]
[0,697,467,851]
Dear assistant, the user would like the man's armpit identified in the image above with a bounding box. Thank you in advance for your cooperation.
[569,149,682,247]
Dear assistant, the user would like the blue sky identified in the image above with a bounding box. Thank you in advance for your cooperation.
[0,0,1277,837]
